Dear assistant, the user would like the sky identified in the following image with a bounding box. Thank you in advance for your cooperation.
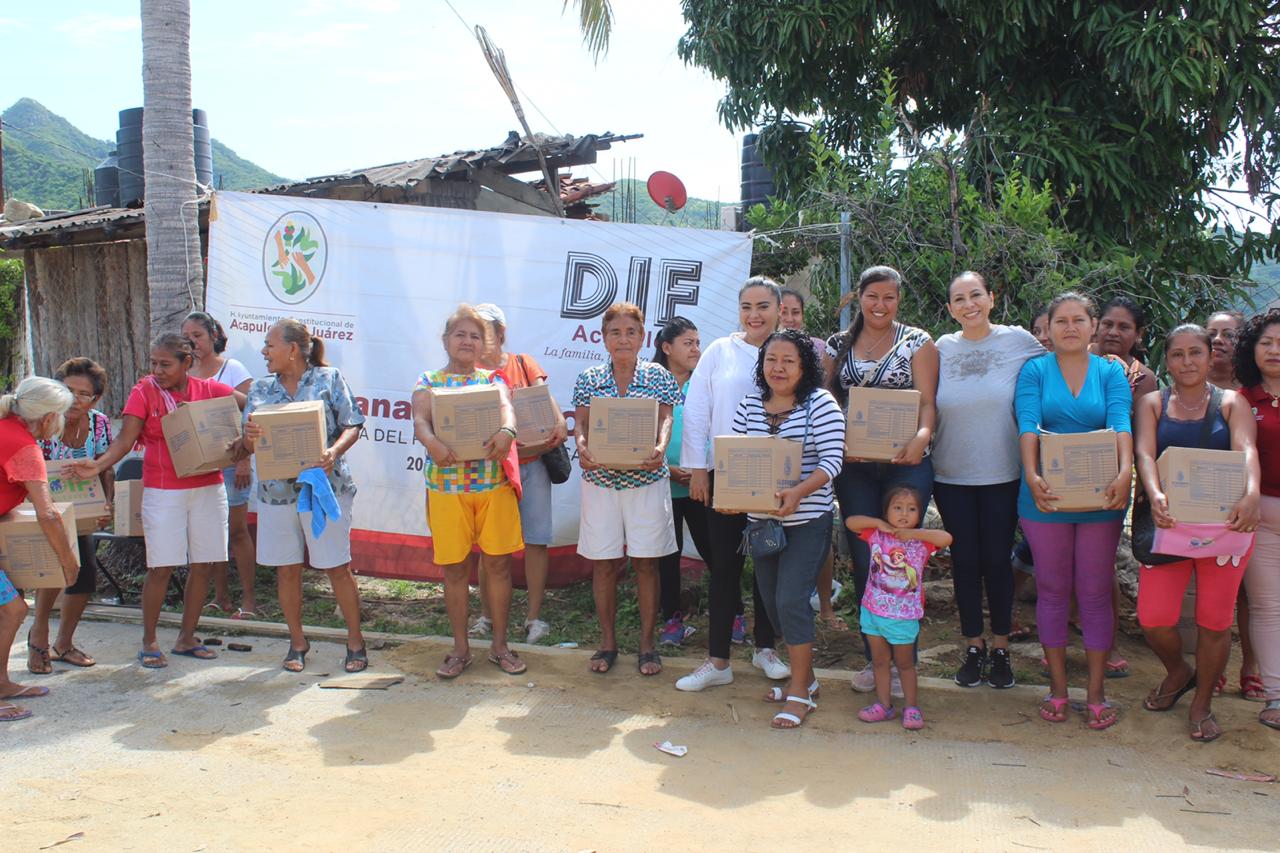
[1,0,745,202]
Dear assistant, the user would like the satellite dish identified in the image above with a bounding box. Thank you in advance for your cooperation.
[647,171,688,212]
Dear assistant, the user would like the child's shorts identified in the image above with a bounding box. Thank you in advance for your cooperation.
[860,606,920,645]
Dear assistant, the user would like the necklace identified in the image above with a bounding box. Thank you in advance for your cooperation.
[1263,379,1280,409]
[856,321,896,359]
[62,417,89,448]
[1172,383,1210,413]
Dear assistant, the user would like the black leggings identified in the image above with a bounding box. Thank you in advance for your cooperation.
[65,535,99,596]
[659,495,712,619]
[704,475,776,659]
[933,480,1020,639]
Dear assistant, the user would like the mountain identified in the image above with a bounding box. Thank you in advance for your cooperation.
[592,178,729,229]
[1,98,288,210]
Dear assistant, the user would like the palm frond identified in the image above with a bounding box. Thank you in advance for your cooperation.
[563,0,612,62]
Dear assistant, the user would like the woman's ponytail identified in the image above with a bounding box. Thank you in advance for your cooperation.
[0,393,16,419]
[309,334,328,367]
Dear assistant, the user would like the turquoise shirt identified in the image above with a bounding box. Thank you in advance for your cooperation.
[1014,353,1132,524]
[667,380,690,498]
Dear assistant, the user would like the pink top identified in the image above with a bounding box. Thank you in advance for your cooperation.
[859,528,936,621]
[122,375,236,489]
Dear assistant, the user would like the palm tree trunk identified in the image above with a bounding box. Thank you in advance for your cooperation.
[141,0,202,337]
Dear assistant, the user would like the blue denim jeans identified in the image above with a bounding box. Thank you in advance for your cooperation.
[753,512,833,647]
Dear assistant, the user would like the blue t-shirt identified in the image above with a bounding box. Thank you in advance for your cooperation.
[667,380,689,498]
[1014,353,1132,523]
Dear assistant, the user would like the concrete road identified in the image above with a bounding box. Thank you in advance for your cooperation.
[5,617,1278,852]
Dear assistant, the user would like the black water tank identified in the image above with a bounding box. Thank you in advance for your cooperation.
[115,107,212,206]
[94,150,119,208]
[740,133,775,213]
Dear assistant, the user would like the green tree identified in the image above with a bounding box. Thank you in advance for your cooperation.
[678,0,1280,278]
[565,0,613,62]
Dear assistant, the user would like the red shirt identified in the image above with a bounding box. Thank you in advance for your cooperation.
[1242,384,1280,497]
[122,375,236,490]
[497,352,547,391]
[0,415,46,514]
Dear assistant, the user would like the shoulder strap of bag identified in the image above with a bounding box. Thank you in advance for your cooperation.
[1197,386,1224,449]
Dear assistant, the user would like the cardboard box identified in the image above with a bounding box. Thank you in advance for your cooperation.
[431,384,503,461]
[162,396,242,478]
[712,435,803,512]
[512,384,560,448]
[844,387,921,461]
[251,399,328,481]
[22,457,109,534]
[588,396,658,468]
[114,480,144,537]
[1157,447,1247,523]
[1038,429,1119,511]
[0,502,79,588]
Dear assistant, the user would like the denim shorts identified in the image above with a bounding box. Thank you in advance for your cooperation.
[860,606,920,645]
[0,568,17,606]
[222,465,253,508]
[518,458,553,546]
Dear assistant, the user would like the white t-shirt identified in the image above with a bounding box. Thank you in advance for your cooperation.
[932,324,1045,485]
[213,357,253,391]
[680,333,763,470]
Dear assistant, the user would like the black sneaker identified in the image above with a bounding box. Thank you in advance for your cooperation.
[954,644,987,687]
[986,647,1016,689]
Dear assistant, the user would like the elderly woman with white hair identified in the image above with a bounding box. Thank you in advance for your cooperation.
[0,377,81,723]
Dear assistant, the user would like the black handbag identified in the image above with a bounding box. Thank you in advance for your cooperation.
[541,443,572,484]
[738,518,788,557]
[1131,387,1222,566]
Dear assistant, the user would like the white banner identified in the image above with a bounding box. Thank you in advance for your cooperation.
[206,191,751,573]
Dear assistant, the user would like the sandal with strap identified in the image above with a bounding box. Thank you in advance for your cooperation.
[0,685,49,700]
[51,645,95,668]
[1143,672,1197,712]
[858,702,897,723]
[1241,672,1267,702]
[1190,712,1222,742]
[282,642,311,673]
[637,651,662,676]
[137,649,168,669]
[0,702,33,722]
[26,632,52,675]
[1260,700,1280,730]
[1086,701,1118,730]
[344,646,369,673]
[1212,674,1227,697]
[436,653,473,679]
[589,649,618,674]
[1105,658,1130,679]
[902,706,925,730]
[771,695,817,729]
[488,649,526,675]
[1040,695,1069,723]
[765,680,819,702]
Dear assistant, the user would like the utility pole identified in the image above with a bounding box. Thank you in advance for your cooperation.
[0,116,6,204]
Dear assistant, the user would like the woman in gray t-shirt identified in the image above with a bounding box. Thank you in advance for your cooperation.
[932,272,1044,689]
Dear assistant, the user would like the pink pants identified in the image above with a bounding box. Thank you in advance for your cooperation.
[1137,551,1250,632]
[1245,496,1280,701]
[1021,517,1123,651]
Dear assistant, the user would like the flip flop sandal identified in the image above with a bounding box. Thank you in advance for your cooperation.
[283,642,311,673]
[1190,713,1222,742]
[637,651,663,676]
[1212,674,1227,697]
[1086,701,1118,730]
[202,602,230,614]
[26,632,52,675]
[765,680,819,702]
[0,685,50,700]
[170,645,217,660]
[1039,695,1069,723]
[1105,658,1130,678]
[858,702,897,723]
[488,649,526,675]
[51,645,95,667]
[230,609,259,621]
[436,654,473,679]
[1009,625,1033,641]
[771,695,817,729]
[138,650,167,669]
[1143,673,1197,712]
[589,649,618,674]
[1241,673,1267,701]
[1260,700,1280,731]
[0,703,33,722]
[344,646,370,673]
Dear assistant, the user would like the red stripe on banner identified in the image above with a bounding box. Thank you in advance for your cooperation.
[247,515,703,587]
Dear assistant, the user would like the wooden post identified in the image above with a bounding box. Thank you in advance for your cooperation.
[0,116,6,204]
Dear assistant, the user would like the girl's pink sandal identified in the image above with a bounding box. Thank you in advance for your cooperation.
[858,702,897,723]
[1040,695,1069,723]
[902,706,924,730]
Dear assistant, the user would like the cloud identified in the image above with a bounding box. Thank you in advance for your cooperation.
[251,21,369,49]
[55,12,139,46]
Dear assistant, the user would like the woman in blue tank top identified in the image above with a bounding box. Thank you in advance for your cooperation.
[1134,324,1260,742]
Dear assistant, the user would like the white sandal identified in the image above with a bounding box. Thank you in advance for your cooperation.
[771,695,817,729]
[764,681,819,702]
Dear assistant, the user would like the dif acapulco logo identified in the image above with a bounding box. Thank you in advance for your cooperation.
[262,211,327,305]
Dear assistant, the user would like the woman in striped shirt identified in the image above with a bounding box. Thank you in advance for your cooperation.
[732,329,846,728]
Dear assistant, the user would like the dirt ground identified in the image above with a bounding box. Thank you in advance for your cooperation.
[6,615,1277,853]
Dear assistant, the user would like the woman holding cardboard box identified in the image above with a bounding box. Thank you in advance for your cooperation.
[1232,309,1280,730]
[730,329,845,728]
[74,334,245,669]
[412,305,525,678]
[1134,324,1259,742]
[242,319,369,674]
[827,265,938,695]
[184,311,259,621]
[0,377,81,722]
[573,302,681,676]
[1014,292,1133,730]
[933,273,1045,690]
[28,358,115,674]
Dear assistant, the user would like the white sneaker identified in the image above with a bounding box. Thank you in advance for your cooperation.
[809,580,844,613]
[751,648,791,680]
[675,660,734,692]
[524,619,550,644]
[850,662,905,697]
[468,616,492,638]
